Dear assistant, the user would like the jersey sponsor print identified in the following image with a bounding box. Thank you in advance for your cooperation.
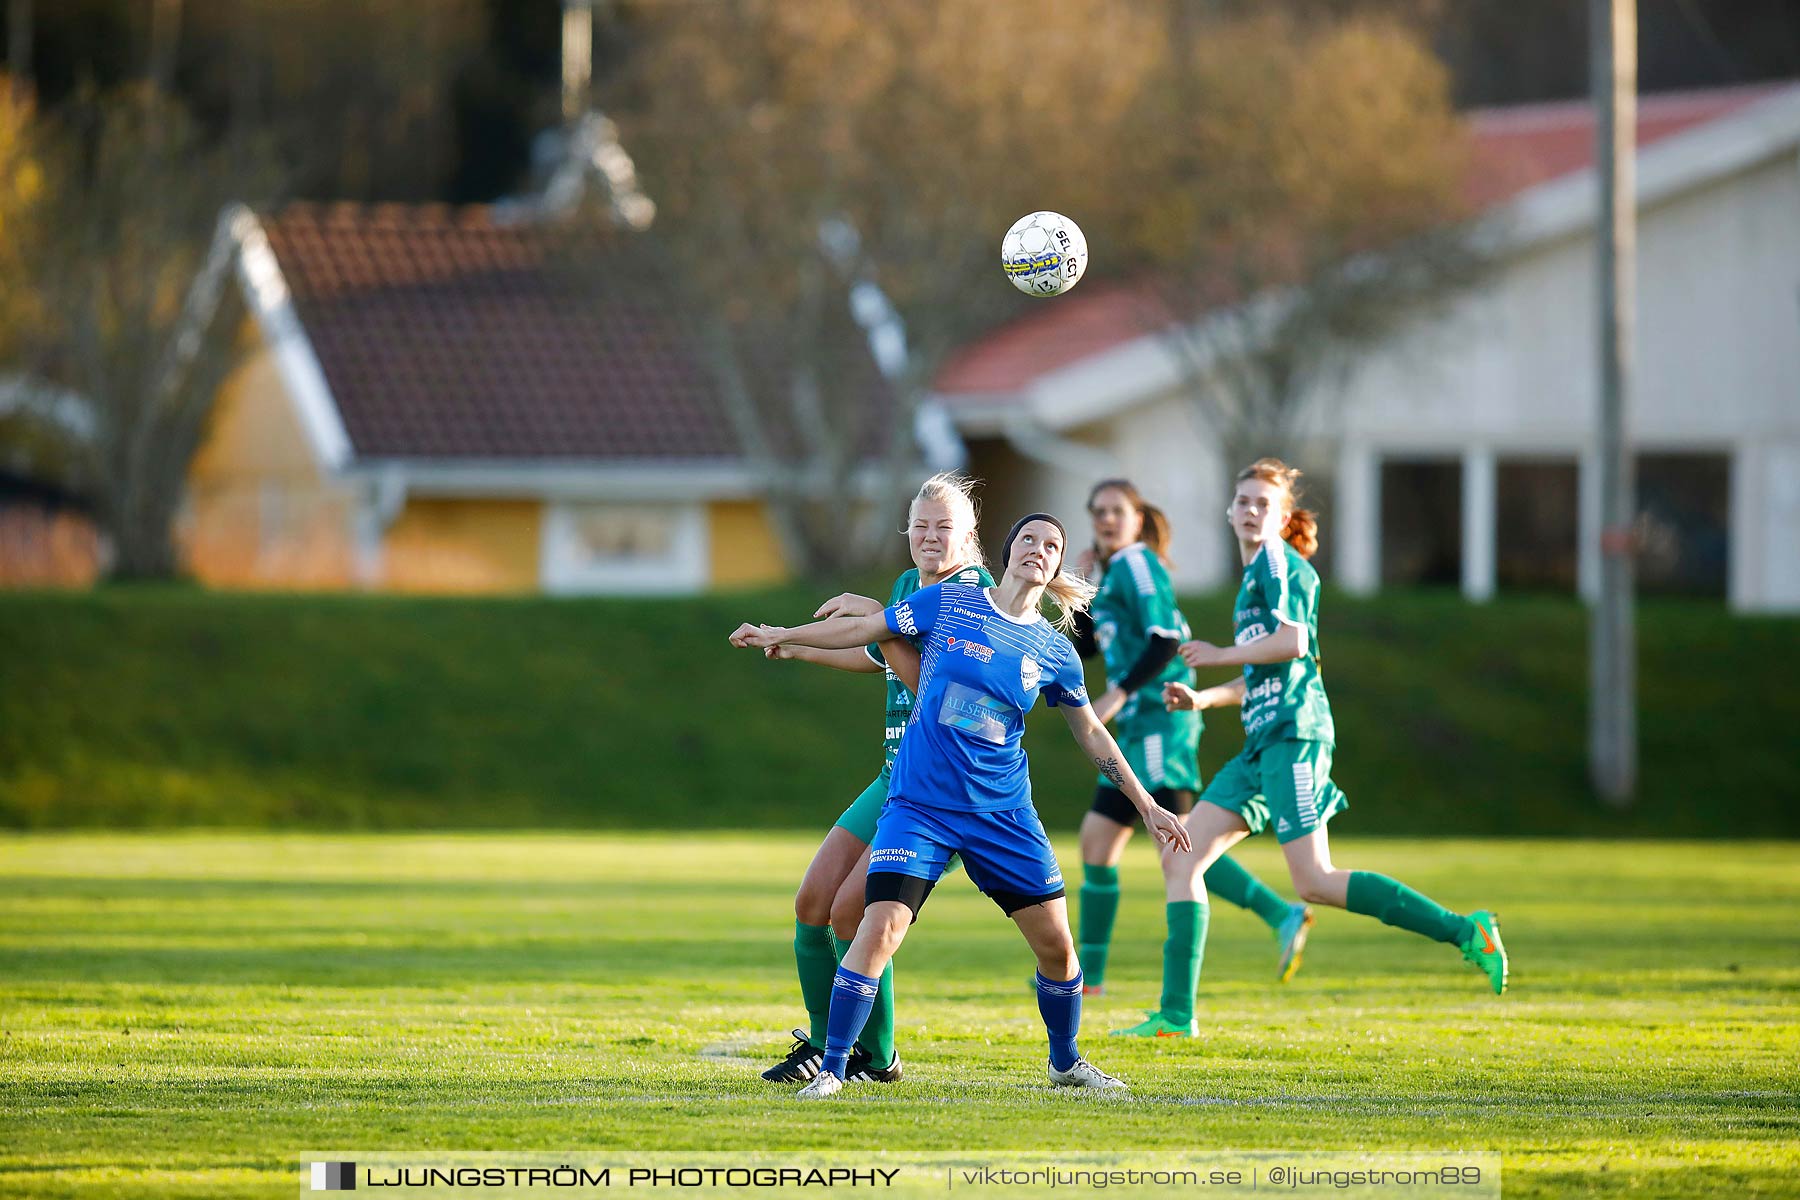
[882,582,1088,813]
[866,566,993,776]
[1233,539,1334,749]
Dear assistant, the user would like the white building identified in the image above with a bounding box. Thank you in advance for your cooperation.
[934,83,1800,613]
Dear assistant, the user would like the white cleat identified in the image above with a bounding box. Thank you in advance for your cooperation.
[1048,1057,1128,1091]
[794,1071,844,1100]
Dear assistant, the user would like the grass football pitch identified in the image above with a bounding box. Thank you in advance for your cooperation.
[1,833,1795,1198]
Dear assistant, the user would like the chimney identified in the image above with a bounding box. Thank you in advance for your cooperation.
[562,0,594,124]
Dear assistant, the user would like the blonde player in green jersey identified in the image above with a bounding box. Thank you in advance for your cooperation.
[1070,481,1312,1036]
[1135,459,1507,1035]
[756,473,993,1085]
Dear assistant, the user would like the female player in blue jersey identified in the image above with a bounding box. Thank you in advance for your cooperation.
[755,473,992,1085]
[1149,459,1508,1029]
[730,513,1190,1097]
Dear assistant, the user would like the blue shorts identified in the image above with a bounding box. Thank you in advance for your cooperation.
[867,796,1065,914]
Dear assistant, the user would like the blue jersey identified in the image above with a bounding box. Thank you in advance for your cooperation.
[882,582,1089,814]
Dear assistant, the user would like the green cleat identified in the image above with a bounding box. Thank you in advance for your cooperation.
[1110,1011,1199,1038]
[1275,903,1313,983]
[1460,910,1509,994]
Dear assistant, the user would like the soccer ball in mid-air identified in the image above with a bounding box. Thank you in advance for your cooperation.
[1002,211,1088,298]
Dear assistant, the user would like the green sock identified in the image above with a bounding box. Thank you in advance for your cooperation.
[1160,900,1208,1025]
[833,932,897,1070]
[1346,871,1476,946]
[1203,854,1293,931]
[1078,863,1121,988]
[794,921,838,1049]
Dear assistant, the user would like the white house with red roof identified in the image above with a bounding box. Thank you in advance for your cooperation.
[934,83,1800,613]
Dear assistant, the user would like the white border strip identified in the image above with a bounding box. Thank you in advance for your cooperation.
[229,205,354,474]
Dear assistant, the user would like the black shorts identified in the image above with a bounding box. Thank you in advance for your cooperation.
[866,870,1064,920]
[1088,785,1194,828]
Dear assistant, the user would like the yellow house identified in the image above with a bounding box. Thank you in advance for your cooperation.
[183,203,796,594]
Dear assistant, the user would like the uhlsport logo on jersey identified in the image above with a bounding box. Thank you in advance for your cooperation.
[1020,655,1041,690]
[309,1162,356,1191]
[945,636,995,663]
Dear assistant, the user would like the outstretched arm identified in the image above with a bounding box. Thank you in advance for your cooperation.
[765,644,885,673]
[1178,622,1305,670]
[1059,703,1192,853]
[728,611,895,652]
[881,638,923,695]
[1163,675,1246,712]
[755,591,893,672]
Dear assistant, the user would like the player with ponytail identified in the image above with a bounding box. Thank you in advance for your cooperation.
[753,473,993,1086]
[1071,482,1311,1041]
[731,512,1189,1096]
[1136,459,1508,1035]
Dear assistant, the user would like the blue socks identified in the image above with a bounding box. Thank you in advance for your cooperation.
[826,964,1084,1078]
[1035,970,1083,1072]
[820,965,880,1079]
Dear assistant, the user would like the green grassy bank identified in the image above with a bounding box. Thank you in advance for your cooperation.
[1,587,1795,833]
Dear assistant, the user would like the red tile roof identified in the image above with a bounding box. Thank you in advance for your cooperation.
[933,284,1160,400]
[262,204,746,462]
[1461,81,1790,210]
[938,82,1798,400]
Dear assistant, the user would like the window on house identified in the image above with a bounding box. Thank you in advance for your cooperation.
[1637,453,1729,597]
[1380,459,1462,587]
[541,502,708,594]
[1497,458,1579,592]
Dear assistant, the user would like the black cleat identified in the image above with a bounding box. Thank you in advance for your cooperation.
[760,1028,823,1082]
[845,1044,903,1083]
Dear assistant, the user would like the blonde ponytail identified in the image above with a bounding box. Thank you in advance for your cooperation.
[1042,569,1100,634]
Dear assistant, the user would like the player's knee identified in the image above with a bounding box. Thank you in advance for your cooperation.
[794,879,834,926]
[863,901,911,952]
[1037,937,1079,980]
[829,892,864,944]
[1293,874,1335,906]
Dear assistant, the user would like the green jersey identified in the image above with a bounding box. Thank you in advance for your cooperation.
[1234,538,1334,750]
[1092,542,1194,723]
[866,563,993,777]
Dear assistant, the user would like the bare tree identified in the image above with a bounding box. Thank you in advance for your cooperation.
[8,86,271,579]
[1117,13,1487,478]
[610,0,1156,575]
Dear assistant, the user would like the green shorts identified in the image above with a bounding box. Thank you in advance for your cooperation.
[834,774,891,845]
[834,773,960,874]
[1199,739,1348,844]
[1099,704,1201,792]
